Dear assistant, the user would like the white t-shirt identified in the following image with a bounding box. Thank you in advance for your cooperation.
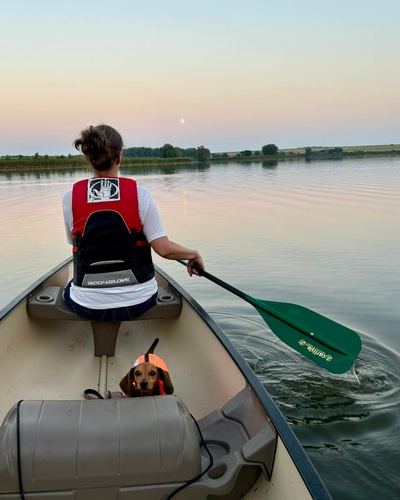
[62,183,167,309]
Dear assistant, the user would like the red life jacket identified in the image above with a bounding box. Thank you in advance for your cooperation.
[71,177,154,288]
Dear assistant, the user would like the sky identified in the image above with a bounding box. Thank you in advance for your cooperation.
[1,0,399,155]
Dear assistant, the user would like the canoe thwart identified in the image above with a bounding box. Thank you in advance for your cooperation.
[27,285,182,357]
[0,390,276,498]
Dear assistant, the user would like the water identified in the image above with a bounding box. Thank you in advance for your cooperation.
[1,158,399,499]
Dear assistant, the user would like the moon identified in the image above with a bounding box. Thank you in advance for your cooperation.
[179,118,185,125]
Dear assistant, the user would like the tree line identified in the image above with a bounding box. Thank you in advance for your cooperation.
[123,143,281,161]
[124,144,211,162]
[212,144,279,159]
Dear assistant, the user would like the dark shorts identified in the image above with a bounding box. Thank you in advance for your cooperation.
[63,281,157,322]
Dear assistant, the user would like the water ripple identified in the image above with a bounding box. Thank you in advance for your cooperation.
[211,311,400,499]
[213,312,400,416]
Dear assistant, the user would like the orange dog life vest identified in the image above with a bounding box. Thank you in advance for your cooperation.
[132,353,169,372]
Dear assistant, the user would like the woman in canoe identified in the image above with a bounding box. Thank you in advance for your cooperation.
[62,124,204,321]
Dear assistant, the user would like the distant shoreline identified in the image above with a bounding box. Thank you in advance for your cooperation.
[224,143,400,156]
[1,144,400,172]
[282,144,400,154]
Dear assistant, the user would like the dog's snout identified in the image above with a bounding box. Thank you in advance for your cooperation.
[140,379,148,388]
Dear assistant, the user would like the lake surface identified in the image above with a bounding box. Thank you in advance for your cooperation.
[1,157,399,499]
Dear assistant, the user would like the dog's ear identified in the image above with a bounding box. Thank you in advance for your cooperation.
[119,370,135,397]
[158,368,174,395]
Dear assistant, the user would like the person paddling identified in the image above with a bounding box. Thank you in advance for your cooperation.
[62,124,204,321]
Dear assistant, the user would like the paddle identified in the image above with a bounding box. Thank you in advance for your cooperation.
[178,261,362,374]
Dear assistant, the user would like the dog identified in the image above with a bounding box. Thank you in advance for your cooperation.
[119,338,174,397]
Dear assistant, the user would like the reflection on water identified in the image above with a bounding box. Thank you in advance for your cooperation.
[262,159,279,169]
[1,157,400,500]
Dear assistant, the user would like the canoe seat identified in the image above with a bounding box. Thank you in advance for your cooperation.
[27,285,182,357]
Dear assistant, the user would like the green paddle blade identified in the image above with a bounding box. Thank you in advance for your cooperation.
[246,295,362,374]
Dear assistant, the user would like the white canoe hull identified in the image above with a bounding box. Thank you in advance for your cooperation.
[0,259,331,499]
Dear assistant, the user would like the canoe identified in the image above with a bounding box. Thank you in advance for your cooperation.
[0,258,332,499]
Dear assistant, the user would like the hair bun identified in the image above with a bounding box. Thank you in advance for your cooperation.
[74,124,123,172]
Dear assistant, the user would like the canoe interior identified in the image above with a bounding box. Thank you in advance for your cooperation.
[0,260,330,500]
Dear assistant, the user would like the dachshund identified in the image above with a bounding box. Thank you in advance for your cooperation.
[119,338,174,397]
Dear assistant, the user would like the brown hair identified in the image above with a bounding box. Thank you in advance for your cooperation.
[74,124,123,171]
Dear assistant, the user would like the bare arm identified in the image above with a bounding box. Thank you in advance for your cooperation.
[150,236,204,276]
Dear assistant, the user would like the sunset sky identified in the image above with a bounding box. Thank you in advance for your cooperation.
[1,0,399,155]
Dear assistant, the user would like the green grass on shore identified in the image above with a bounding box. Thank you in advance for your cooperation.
[281,144,400,154]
